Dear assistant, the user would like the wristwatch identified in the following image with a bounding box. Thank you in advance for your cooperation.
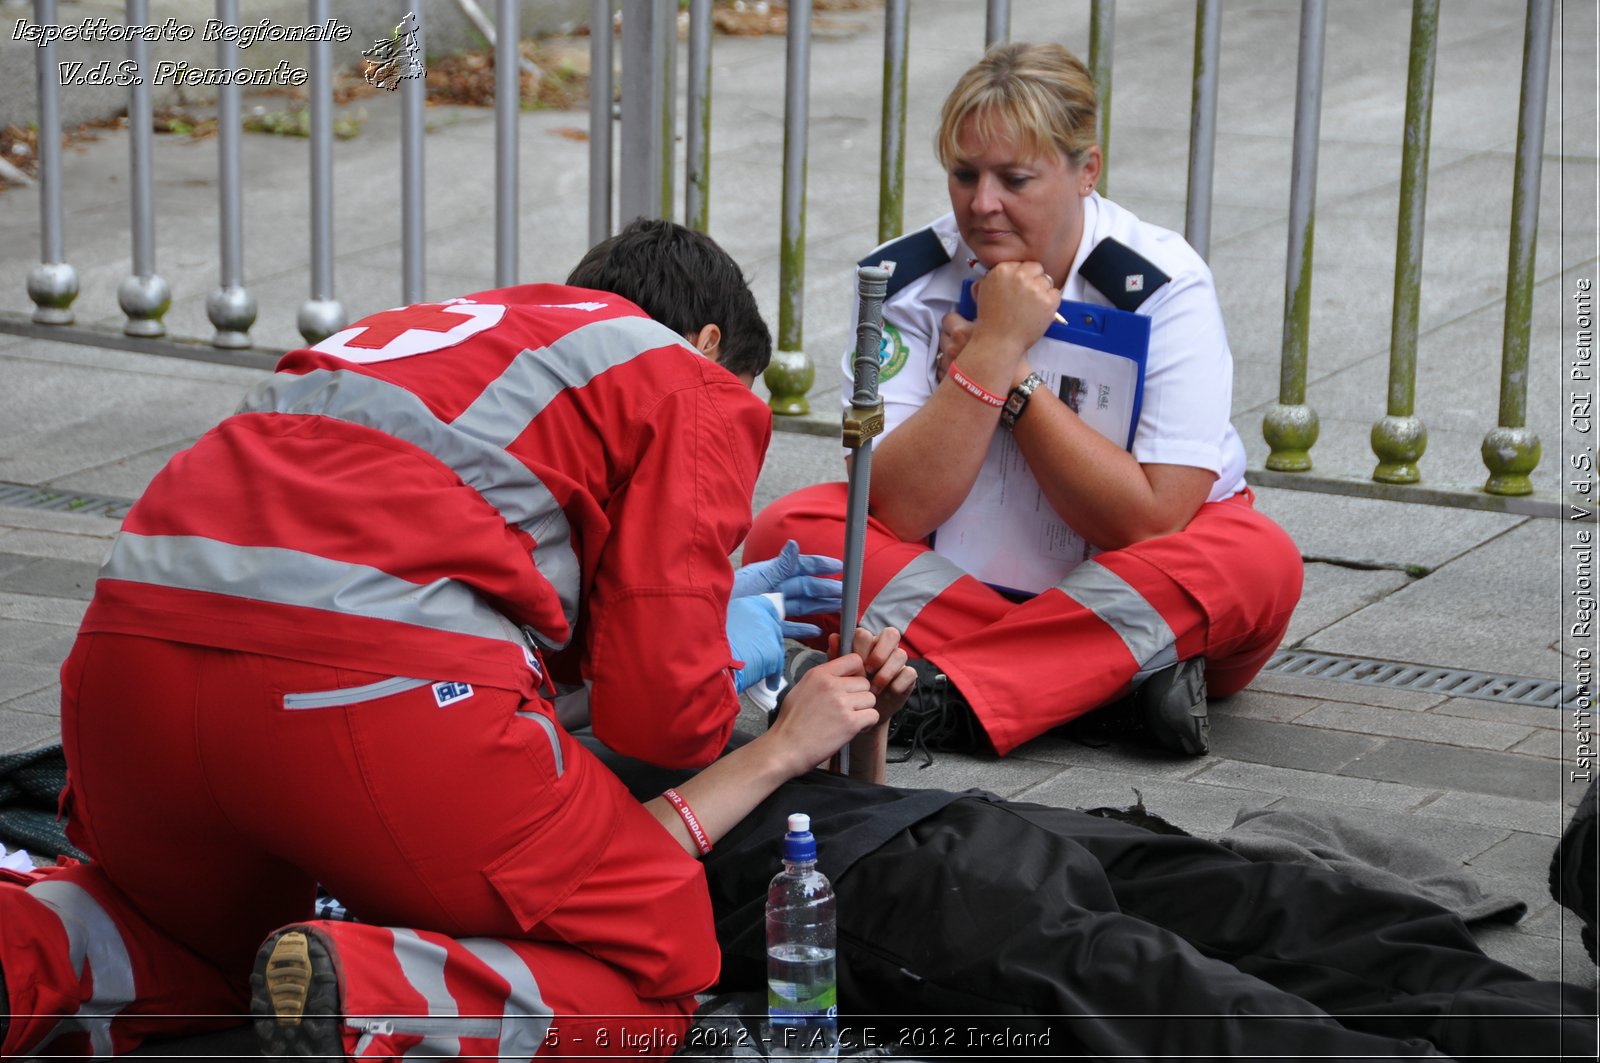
[1001,372,1044,431]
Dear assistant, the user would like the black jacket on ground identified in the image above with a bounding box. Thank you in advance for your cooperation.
[586,737,1597,1061]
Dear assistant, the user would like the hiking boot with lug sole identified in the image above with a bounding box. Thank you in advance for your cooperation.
[252,925,346,1060]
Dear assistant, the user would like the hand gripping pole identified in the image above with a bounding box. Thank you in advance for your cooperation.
[833,265,889,775]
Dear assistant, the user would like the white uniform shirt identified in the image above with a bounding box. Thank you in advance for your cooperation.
[844,195,1247,502]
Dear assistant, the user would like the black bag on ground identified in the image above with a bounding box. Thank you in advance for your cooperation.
[0,744,85,861]
[1550,777,1598,964]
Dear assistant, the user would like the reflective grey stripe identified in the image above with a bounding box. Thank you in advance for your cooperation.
[460,938,553,1063]
[27,880,136,1058]
[860,551,967,634]
[389,928,500,1056]
[104,533,529,652]
[284,676,431,710]
[236,368,579,644]
[515,710,565,778]
[452,315,690,446]
[1052,560,1179,682]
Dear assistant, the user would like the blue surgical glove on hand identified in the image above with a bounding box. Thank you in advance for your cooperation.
[731,539,844,639]
[726,593,785,693]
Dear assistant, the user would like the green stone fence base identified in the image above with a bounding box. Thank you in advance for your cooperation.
[1263,402,1321,473]
[1371,414,1428,484]
[1480,424,1542,497]
[765,348,816,417]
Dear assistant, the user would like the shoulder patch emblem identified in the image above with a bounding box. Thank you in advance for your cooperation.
[1080,237,1171,311]
[877,322,909,381]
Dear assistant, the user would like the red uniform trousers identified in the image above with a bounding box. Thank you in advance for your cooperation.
[746,483,1303,754]
[0,632,717,1059]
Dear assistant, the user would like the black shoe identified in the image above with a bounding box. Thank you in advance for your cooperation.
[886,659,986,767]
[1129,657,1210,756]
[252,925,347,1059]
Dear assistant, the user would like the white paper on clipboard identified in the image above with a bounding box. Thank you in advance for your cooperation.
[931,290,1149,595]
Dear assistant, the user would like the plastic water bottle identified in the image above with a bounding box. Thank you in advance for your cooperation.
[766,813,838,1060]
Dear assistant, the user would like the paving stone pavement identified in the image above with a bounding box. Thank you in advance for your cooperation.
[0,0,1593,1055]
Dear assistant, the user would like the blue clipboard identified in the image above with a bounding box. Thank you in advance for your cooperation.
[957,278,1150,449]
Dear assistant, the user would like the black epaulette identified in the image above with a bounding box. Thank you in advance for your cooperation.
[1079,237,1171,312]
[858,227,951,301]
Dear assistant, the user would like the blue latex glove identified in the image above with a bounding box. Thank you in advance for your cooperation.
[731,539,843,639]
[726,594,785,693]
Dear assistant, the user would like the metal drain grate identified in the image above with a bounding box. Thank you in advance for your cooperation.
[0,481,133,519]
[1265,650,1582,711]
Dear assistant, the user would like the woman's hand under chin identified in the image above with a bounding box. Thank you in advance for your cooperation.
[970,261,1061,355]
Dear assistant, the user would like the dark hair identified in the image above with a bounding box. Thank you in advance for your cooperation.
[566,218,772,379]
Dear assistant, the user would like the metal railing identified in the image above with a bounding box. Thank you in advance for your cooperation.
[5,0,1568,515]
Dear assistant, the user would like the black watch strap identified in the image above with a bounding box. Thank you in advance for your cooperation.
[1001,372,1044,431]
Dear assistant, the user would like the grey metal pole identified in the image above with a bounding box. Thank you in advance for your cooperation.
[495,0,519,285]
[985,0,1010,48]
[619,0,667,222]
[1371,0,1438,485]
[208,0,256,349]
[402,6,427,303]
[879,0,908,244]
[119,0,170,337]
[837,264,891,778]
[659,0,676,219]
[1482,0,1553,496]
[299,0,345,343]
[1262,0,1327,472]
[1184,0,1221,259]
[27,0,77,325]
[1089,0,1115,197]
[686,0,712,232]
[766,0,814,415]
[588,0,613,244]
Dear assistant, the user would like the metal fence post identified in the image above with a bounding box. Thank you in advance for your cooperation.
[208,0,256,348]
[619,0,669,222]
[1481,0,1553,496]
[659,0,676,218]
[879,0,908,244]
[1184,0,1220,260]
[985,0,1010,48]
[588,0,614,245]
[26,0,77,325]
[1371,0,1438,484]
[494,0,519,286]
[765,0,815,415]
[401,5,427,303]
[119,0,170,337]
[686,0,712,232]
[298,0,345,344]
[1263,0,1327,472]
[1089,0,1115,196]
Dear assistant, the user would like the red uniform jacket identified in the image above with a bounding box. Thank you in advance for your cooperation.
[81,284,773,768]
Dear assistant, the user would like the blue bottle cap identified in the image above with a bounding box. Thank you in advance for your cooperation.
[784,812,817,861]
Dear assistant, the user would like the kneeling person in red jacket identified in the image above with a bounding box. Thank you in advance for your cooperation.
[0,219,909,1061]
